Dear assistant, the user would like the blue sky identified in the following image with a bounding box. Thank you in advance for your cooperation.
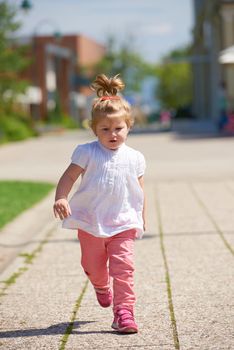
[15,0,194,63]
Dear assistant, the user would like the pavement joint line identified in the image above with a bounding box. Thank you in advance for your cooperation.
[190,184,234,256]
[59,279,89,350]
[147,178,234,185]
[225,182,234,199]
[97,346,164,349]
[154,185,180,350]
[0,225,56,298]
[151,230,234,237]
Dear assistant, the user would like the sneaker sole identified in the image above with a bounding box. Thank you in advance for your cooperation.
[98,302,112,308]
[111,324,138,334]
[111,323,118,330]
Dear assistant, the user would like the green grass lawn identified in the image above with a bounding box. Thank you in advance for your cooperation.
[0,181,54,229]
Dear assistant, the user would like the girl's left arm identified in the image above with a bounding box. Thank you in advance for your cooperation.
[138,176,146,231]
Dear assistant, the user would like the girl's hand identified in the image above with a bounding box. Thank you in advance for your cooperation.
[53,198,71,220]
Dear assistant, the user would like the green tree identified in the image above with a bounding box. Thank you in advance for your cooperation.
[0,1,30,106]
[94,35,152,93]
[155,46,193,111]
[0,1,32,141]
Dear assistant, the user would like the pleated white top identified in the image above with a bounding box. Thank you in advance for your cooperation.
[62,141,146,238]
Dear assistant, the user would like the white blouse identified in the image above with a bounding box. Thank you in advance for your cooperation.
[62,141,146,238]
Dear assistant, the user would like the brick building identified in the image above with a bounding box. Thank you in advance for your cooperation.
[21,34,106,120]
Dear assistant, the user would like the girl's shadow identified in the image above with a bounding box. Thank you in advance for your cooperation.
[0,321,119,338]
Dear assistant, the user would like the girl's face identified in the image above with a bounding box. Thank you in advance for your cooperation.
[94,116,129,150]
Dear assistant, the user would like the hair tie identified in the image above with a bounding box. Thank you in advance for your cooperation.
[100,96,120,101]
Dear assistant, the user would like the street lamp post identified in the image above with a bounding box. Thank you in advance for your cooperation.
[20,0,32,12]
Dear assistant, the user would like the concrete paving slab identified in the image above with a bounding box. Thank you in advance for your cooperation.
[0,191,56,273]
[0,131,93,183]
[65,235,174,350]
[1,129,234,349]
[64,181,173,349]
[192,181,234,236]
[1,130,234,184]
[0,227,86,350]
[155,182,234,350]
[156,182,214,234]
[128,133,234,182]
[164,233,234,350]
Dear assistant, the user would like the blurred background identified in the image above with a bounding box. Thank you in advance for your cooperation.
[0,0,234,142]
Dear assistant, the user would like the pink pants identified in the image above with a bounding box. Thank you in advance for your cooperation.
[78,228,137,312]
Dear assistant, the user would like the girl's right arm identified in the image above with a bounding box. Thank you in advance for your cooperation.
[53,163,84,220]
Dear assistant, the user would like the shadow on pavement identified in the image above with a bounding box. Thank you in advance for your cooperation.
[141,233,157,240]
[131,120,234,140]
[0,321,94,338]
[0,238,79,249]
[0,320,132,337]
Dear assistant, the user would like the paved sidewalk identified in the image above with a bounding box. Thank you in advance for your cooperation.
[0,129,234,349]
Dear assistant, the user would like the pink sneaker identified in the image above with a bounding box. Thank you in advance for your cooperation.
[95,289,113,308]
[111,309,138,333]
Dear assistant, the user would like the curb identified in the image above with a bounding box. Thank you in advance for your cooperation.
[0,190,58,275]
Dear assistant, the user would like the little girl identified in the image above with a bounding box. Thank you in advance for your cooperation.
[53,74,146,334]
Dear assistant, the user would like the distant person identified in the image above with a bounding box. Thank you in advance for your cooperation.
[160,109,172,130]
[217,81,228,131]
[53,74,146,334]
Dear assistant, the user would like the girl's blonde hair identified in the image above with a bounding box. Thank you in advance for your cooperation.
[90,74,134,132]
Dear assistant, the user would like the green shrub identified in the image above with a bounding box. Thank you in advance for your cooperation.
[0,115,34,142]
[47,112,79,129]
[60,114,79,129]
